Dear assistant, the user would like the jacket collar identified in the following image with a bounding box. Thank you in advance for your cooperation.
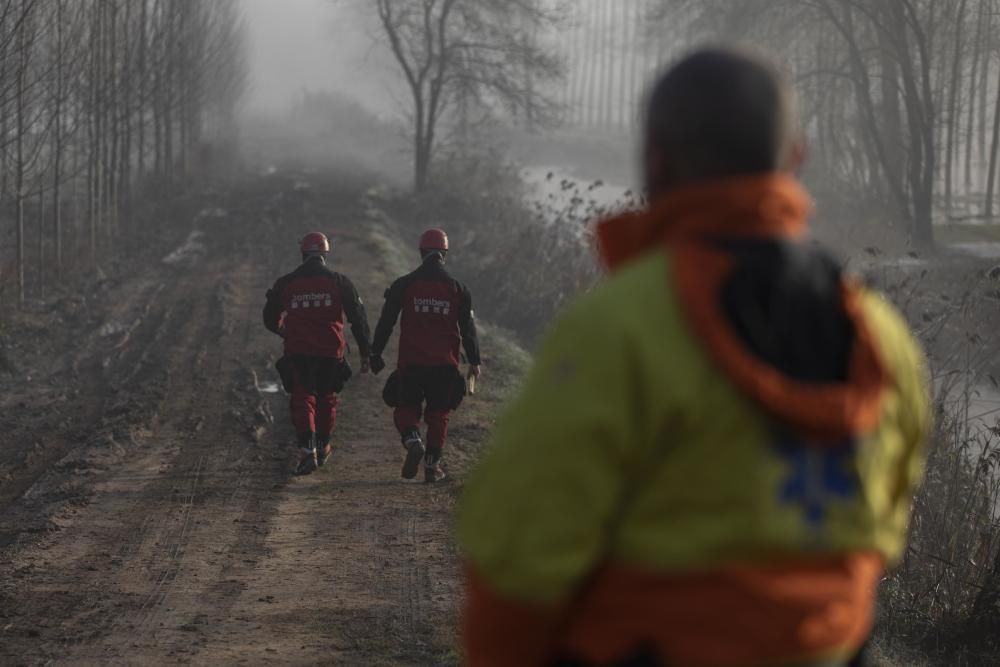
[596,174,813,271]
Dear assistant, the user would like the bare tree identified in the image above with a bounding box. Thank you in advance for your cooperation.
[364,0,563,192]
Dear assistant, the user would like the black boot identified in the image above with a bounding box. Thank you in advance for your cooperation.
[295,432,317,476]
[424,448,446,484]
[316,434,333,467]
[400,428,424,480]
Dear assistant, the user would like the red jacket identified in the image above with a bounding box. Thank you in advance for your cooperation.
[371,258,480,368]
[263,258,371,359]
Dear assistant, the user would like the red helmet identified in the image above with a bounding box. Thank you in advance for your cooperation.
[419,228,449,252]
[301,232,330,255]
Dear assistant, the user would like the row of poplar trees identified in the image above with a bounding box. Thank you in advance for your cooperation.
[561,0,661,132]
[0,0,247,305]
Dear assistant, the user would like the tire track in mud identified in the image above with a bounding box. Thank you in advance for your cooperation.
[0,276,166,522]
[58,263,285,663]
[68,278,224,661]
[0,193,287,664]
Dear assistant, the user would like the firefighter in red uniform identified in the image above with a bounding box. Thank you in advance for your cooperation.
[263,232,372,475]
[369,229,482,483]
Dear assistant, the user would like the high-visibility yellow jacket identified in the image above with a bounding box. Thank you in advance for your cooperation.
[457,175,930,667]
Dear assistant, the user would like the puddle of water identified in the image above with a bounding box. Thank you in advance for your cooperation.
[949,242,1000,260]
[876,256,928,268]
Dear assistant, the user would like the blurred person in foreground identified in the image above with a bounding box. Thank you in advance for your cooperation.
[457,47,930,667]
[263,232,372,475]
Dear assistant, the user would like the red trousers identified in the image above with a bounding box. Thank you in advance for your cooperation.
[390,365,462,452]
[291,385,337,440]
[394,406,450,451]
[288,356,342,442]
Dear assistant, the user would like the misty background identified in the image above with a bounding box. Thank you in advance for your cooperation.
[243,0,389,115]
[0,1,999,664]
[241,0,638,189]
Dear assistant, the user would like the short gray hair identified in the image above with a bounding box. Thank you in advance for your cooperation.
[646,47,799,181]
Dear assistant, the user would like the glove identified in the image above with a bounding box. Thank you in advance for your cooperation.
[369,355,386,375]
[467,365,481,395]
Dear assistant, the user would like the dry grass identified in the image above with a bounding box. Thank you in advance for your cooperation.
[868,259,1000,665]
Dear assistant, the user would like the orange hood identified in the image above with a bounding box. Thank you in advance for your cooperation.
[595,174,886,442]
[596,174,811,270]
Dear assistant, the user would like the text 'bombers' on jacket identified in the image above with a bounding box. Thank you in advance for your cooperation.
[457,175,931,667]
[372,258,480,369]
[263,258,371,359]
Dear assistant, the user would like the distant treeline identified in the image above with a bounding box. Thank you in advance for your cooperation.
[560,0,660,131]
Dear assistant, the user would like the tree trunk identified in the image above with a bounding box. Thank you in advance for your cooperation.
[154,64,163,179]
[944,0,969,213]
[980,9,993,190]
[583,4,600,127]
[118,0,132,241]
[53,0,64,279]
[629,2,642,130]
[37,185,45,299]
[600,0,614,130]
[985,62,1000,219]
[524,21,536,131]
[413,85,429,192]
[965,0,986,194]
[137,0,147,183]
[879,15,907,217]
[179,5,188,178]
[617,3,629,130]
[15,0,29,306]
[105,1,118,246]
[565,5,583,126]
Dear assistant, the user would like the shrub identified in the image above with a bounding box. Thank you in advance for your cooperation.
[871,260,1000,663]
[387,151,612,344]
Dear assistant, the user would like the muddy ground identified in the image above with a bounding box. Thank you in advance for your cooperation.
[0,170,492,665]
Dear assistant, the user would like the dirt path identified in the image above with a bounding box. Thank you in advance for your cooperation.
[0,173,465,666]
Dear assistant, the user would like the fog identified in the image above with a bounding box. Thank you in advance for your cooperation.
[242,0,389,115]
[1,1,1000,665]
